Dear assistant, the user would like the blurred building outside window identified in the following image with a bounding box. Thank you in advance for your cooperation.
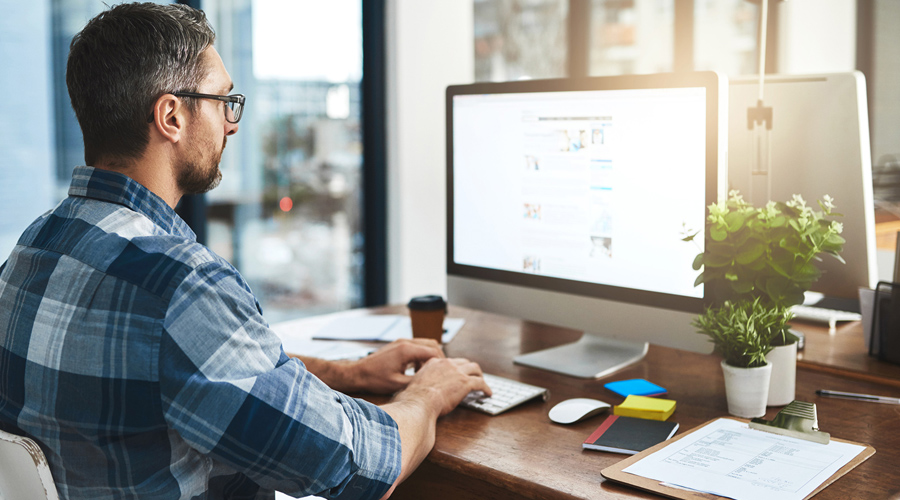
[474,0,569,82]
[474,0,758,83]
[693,0,759,76]
[589,0,675,76]
[0,0,172,260]
[205,0,364,323]
[0,0,365,323]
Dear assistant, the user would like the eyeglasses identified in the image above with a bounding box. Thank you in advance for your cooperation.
[147,92,246,123]
[173,92,246,123]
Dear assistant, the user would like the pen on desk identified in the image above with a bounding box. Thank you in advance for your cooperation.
[816,389,900,405]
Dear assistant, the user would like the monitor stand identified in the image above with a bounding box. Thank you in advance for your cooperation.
[513,333,648,379]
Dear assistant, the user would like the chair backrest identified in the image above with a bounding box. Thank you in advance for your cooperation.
[0,429,59,500]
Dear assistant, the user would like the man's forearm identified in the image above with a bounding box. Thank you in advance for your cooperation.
[378,393,440,498]
[295,355,440,497]
[294,356,359,392]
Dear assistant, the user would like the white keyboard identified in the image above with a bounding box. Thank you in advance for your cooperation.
[791,304,862,329]
[460,373,549,415]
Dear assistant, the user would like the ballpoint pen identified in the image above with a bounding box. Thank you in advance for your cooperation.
[816,389,900,405]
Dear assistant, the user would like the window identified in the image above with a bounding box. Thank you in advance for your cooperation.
[693,0,759,75]
[589,0,675,76]
[203,0,365,322]
[474,0,569,82]
[0,0,370,322]
[0,0,172,259]
[475,0,759,81]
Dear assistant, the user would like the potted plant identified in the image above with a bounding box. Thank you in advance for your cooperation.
[685,191,845,413]
[692,298,788,417]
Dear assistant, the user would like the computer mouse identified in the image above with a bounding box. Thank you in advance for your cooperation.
[548,398,611,424]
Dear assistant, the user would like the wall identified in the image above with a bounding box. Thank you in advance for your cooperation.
[386,0,474,303]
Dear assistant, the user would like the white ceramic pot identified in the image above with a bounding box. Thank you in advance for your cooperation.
[720,360,772,418]
[766,341,798,406]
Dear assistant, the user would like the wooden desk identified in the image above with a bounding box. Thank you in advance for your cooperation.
[792,319,900,387]
[289,306,900,499]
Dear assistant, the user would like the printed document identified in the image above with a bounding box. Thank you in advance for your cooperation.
[623,418,865,500]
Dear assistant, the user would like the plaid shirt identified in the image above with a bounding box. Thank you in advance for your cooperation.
[0,166,400,500]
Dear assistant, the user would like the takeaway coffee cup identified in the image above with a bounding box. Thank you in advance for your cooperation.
[407,295,447,342]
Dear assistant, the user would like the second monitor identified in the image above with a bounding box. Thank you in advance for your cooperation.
[729,72,878,305]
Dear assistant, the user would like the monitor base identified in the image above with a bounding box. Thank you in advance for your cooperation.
[513,334,648,379]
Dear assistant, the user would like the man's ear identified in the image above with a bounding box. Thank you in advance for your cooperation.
[150,94,188,144]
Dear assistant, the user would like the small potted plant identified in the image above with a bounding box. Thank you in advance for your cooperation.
[692,298,790,417]
[685,191,845,413]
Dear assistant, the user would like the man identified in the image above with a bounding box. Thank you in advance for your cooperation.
[0,3,490,499]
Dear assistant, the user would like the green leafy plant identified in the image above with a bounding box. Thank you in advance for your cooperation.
[692,298,792,368]
[685,191,845,309]
[684,191,845,353]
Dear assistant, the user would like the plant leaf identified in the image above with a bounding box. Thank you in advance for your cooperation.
[827,234,846,245]
[692,253,704,271]
[724,210,747,232]
[711,225,727,242]
[767,260,791,279]
[694,272,705,288]
[704,252,732,267]
[793,262,821,281]
[735,242,765,265]
[746,258,766,271]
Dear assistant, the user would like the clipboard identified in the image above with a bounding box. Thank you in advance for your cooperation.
[600,417,875,500]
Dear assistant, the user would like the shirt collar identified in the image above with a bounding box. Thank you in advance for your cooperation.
[68,166,196,240]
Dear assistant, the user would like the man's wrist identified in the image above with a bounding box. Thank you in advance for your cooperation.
[324,359,361,393]
[295,356,361,393]
[336,359,363,392]
[392,385,442,421]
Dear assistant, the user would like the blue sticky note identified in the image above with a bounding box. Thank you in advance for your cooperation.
[604,379,667,397]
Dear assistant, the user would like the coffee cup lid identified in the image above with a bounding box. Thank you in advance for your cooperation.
[407,295,447,312]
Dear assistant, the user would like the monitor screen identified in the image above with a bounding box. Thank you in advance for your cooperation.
[446,73,726,378]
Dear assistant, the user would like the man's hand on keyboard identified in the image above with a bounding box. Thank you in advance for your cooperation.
[347,338,446,394]
[397,357,493,417]
[297,338,444,395]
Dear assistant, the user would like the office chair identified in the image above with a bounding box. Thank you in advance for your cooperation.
[0,428,59,500]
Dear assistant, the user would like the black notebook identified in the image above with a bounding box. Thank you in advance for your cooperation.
[583,415,679,455]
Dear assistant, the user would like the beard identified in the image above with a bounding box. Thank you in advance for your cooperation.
[177,136,225,195]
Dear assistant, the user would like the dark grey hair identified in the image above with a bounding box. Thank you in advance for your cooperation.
[66,2,216,166]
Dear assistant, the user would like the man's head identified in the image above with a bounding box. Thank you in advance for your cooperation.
[67,2,226,190]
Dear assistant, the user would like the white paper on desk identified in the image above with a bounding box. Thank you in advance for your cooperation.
[312,315,465,344]
[310,315,402,341]
[280,338,375,361]
[622,418,866,500]
[380,317,465,343]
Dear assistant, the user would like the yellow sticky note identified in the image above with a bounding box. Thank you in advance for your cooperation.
[613,395,676,421]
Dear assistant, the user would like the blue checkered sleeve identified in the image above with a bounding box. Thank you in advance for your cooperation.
[160,260,401,499]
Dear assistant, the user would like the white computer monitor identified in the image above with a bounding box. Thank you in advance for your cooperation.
[728,72,878,306]
[446,72,727,378]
